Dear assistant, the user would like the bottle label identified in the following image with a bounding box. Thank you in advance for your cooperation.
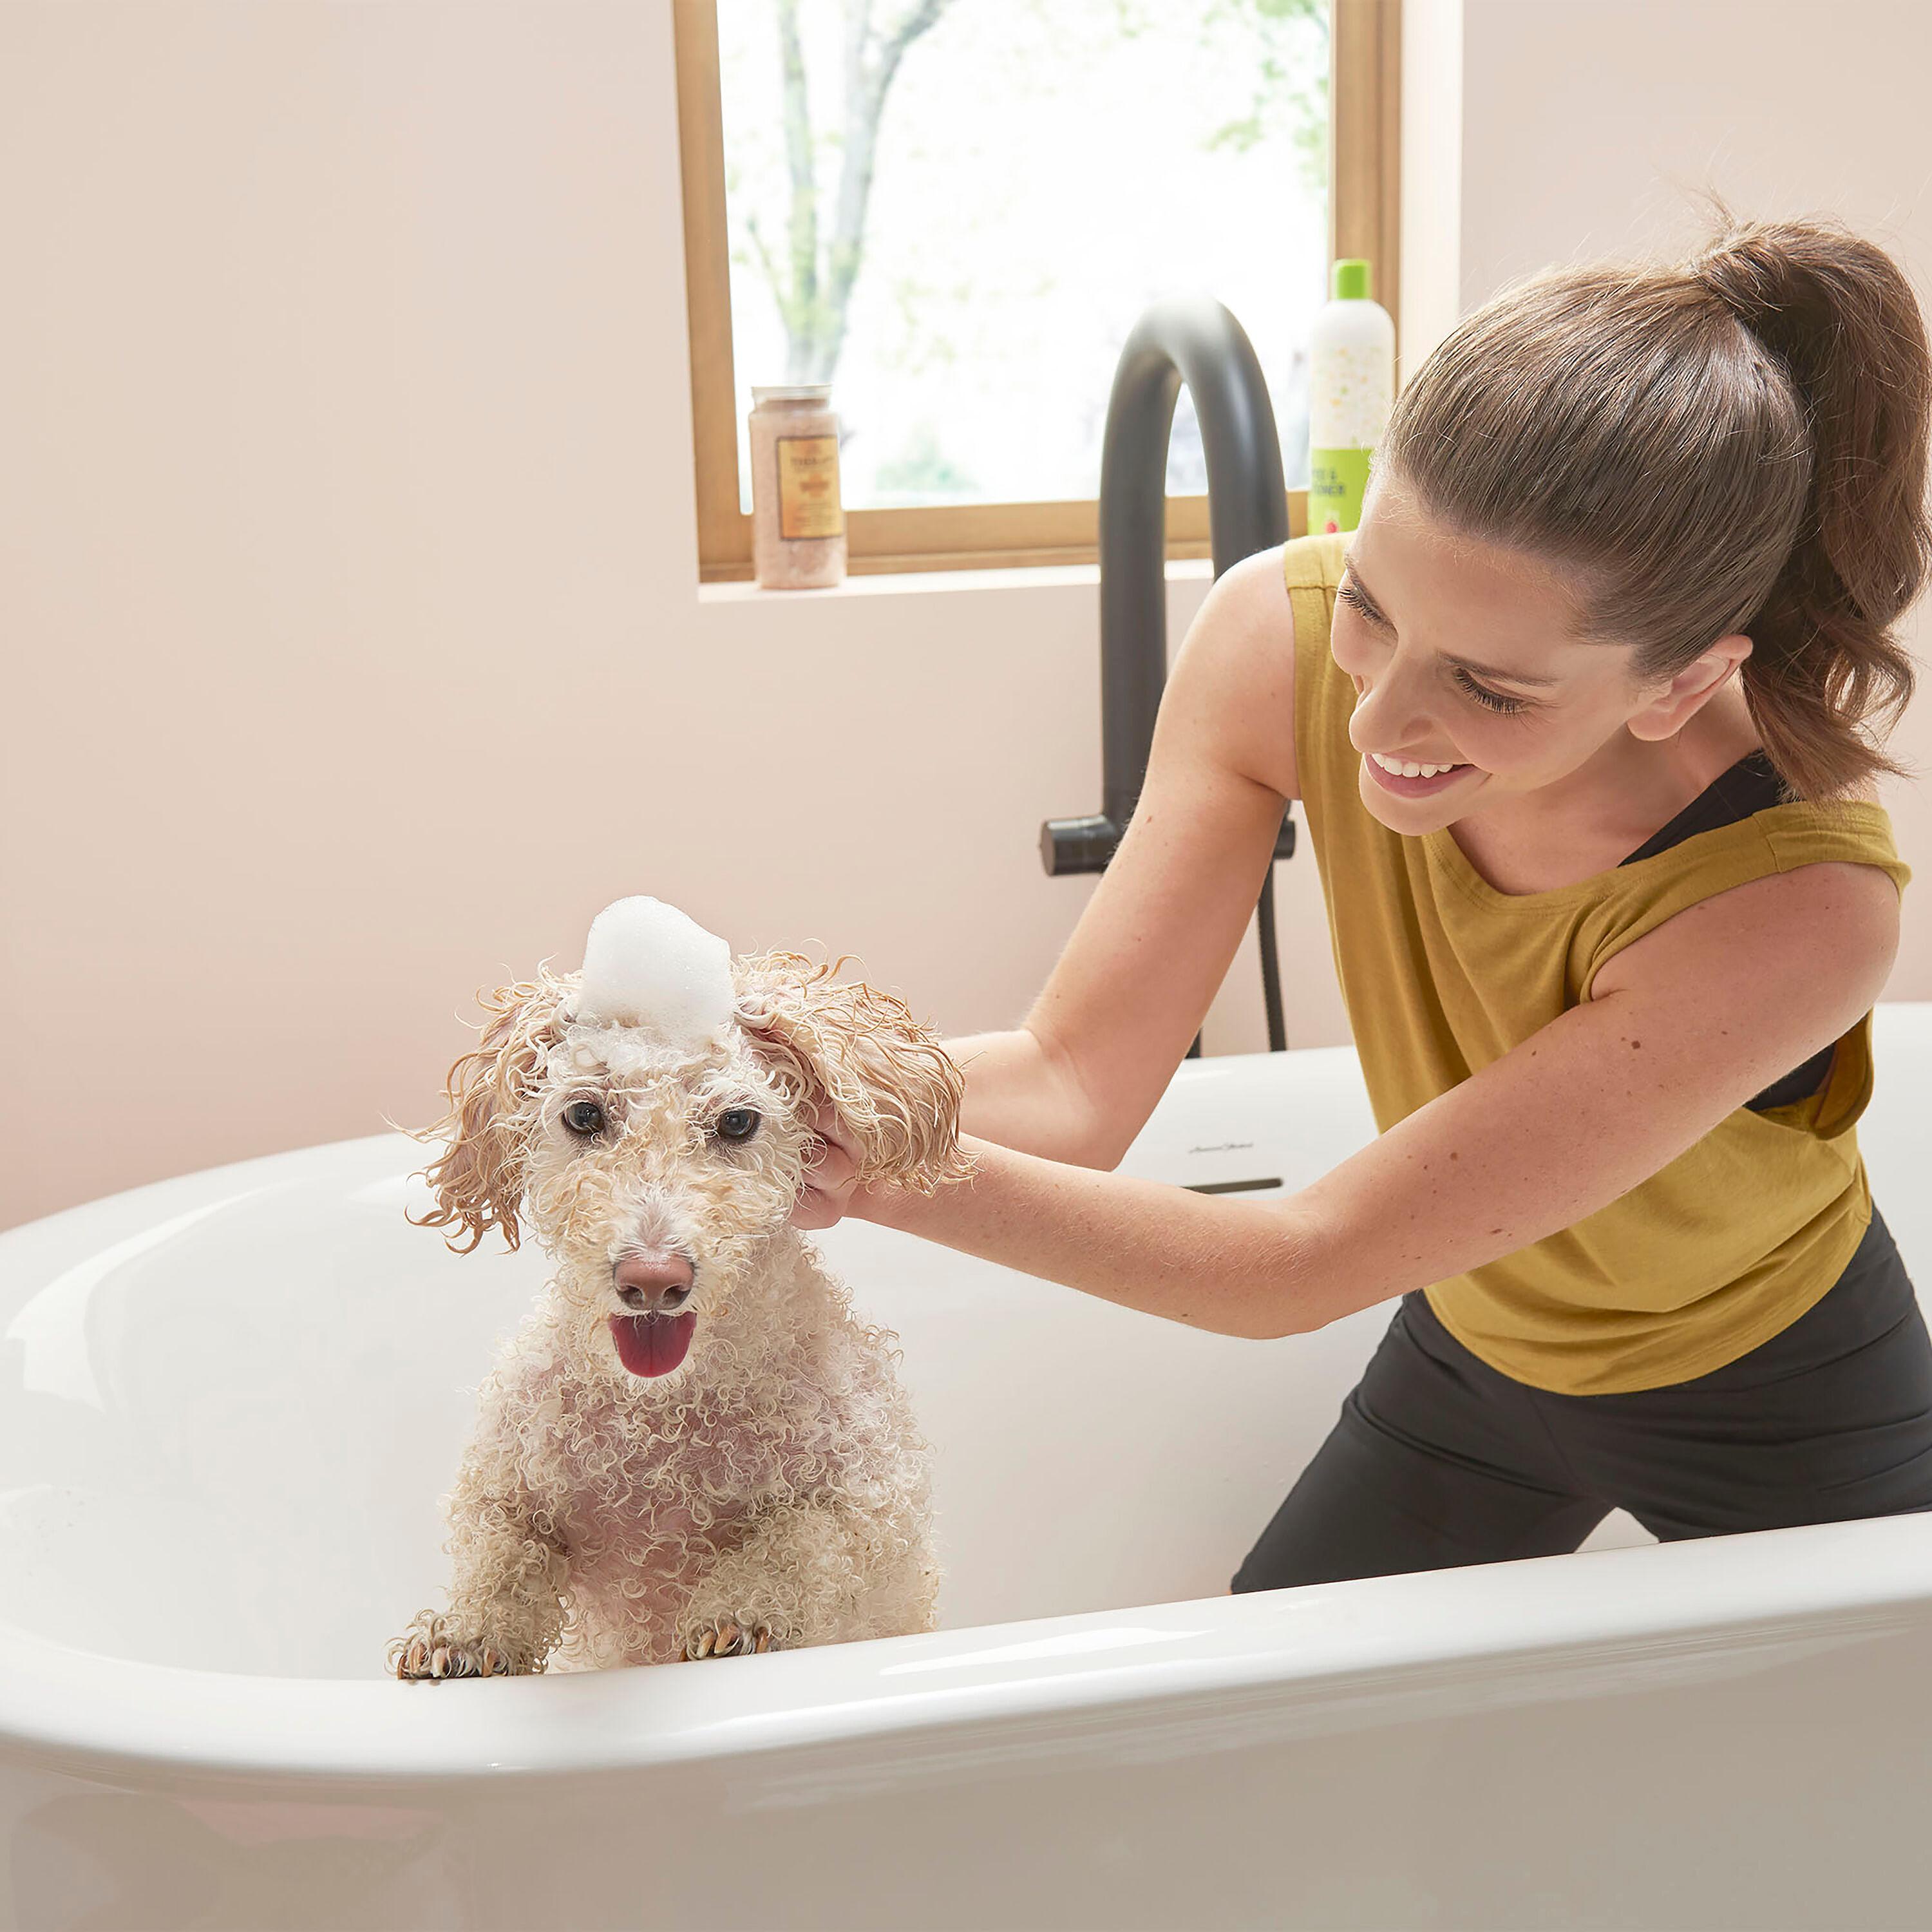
[1309,341,1393,447]
[776,434,844,540]
[1309,447,1374,535]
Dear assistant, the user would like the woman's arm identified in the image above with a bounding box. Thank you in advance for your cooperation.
[932,1026,1104,1168]
[848,857,1900,1340]
[942,547,1305,1173]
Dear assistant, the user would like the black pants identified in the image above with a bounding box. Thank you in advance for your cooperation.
[1231,1204,1932,1593]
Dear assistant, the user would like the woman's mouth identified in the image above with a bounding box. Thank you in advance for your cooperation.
[1364,750,1473,798]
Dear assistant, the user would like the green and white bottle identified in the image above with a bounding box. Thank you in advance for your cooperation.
[1307,258,1395,536]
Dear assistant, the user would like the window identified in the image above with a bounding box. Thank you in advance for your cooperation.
[676,0,1400,580]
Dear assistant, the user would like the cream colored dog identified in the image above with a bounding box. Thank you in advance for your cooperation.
[388,897,972,1680]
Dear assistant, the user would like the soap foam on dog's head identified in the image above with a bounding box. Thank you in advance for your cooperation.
[572,896,734,1050]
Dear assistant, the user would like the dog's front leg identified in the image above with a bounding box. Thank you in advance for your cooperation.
[389,1450,569,1681]
[677,1495,936,1661]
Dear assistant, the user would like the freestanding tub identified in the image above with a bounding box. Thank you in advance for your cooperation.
[4,1009,1932,1930]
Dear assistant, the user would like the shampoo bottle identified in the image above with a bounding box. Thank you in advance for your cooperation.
[1307,258,1395,535]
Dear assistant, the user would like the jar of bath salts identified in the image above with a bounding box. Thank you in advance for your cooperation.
[748,384,846,589]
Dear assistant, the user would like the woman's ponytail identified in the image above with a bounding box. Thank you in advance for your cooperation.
[1687,201,1932,798]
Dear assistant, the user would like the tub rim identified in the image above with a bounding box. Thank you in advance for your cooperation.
[0,1510,1926,1790]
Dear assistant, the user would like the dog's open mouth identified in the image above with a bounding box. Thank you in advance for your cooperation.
[608,1311,697,1378]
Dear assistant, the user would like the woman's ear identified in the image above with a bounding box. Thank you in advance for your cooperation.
[734,950,975,1196]
[402,967,574,1253]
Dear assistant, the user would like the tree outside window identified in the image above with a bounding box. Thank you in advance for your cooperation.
[718,1,1331,515]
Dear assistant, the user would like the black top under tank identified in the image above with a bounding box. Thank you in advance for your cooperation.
[1616,749,1835,1112]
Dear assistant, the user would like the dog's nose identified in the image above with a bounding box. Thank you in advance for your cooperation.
[613,1252,696,1314]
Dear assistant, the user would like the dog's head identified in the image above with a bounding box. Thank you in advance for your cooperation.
[406,900,972,1385]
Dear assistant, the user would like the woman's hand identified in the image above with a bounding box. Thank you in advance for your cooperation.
[790,1101,867,1230]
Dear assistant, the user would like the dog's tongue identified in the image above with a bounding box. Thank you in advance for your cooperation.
[609,1311,697,1378]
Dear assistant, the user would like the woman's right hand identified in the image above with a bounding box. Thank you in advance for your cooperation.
[790,1101,861,1230]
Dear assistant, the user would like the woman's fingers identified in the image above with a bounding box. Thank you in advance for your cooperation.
[791,1101,858,1228]
[790,1187,841,1230]
[811,1139,856,1186]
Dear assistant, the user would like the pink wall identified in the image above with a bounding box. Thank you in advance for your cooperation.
[0,4,1341,1228]
[6,1,1932,1227]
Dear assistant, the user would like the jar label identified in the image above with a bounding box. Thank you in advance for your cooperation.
[776,434,844,540]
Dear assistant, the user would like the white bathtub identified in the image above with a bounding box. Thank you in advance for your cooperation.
[4,1008,1932,1930]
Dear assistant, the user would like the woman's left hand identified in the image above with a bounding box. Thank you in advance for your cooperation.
[790,1101,869,1230]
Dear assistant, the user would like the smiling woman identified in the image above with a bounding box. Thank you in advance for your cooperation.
[800,197,1932,1597]
[1329,467,1781,854]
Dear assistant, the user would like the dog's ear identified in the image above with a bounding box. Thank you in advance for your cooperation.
[734,950,975,1196]
[404,967,574,1253]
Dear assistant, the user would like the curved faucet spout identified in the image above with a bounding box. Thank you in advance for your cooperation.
[1043,293,1299,1052]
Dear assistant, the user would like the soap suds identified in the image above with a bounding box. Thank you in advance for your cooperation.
[573,896,734,1052]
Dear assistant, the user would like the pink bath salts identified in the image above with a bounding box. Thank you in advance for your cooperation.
[748,384,847,589]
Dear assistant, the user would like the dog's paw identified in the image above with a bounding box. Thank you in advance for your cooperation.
[680,1617,779,1662]
[388,1620,526,1682]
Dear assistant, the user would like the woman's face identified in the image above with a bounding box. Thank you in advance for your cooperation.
[1331,474,1747,832]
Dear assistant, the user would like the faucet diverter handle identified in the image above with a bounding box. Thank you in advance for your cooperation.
[1039,808,1295,878]
[1040,814,1119,877]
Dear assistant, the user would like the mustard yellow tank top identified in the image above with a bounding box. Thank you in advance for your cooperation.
[1284,531,1913,1394]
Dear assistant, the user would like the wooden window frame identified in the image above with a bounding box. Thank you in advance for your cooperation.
[674,0,1401,582]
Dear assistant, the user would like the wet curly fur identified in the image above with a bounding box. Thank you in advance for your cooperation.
[385,947,975,1680]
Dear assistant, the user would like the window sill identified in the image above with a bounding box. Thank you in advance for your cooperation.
[696,554,1216,603]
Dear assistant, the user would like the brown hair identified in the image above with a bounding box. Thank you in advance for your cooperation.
[1378,193,1932,802]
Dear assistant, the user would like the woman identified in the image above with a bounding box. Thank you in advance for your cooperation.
[795,205,1932,1589]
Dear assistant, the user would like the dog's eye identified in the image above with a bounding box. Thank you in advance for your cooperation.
[714,1106,761,1144]
[562,1097,606,1137]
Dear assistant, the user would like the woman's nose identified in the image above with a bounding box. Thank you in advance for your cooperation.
[1349,672,1432,749]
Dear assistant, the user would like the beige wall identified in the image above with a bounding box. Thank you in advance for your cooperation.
[5,1,1931,1228]
[0,1,1331,1229]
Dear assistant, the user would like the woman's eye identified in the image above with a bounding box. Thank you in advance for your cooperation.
[1451,667,1528,715]
[1338,580,1381,625]
[714,1106,761,1144]
[1343,580,1528,718]
[562,1097,606,1137]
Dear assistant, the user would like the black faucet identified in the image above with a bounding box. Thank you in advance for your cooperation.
[1042,293,1297,1055]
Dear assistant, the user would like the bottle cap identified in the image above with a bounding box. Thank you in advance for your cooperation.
[1332,259,1372,301]
[752,383,833,404]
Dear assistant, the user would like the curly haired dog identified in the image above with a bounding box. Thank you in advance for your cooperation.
[387,897,973,1680]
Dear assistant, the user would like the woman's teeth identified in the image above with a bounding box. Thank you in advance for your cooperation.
[1370,751,1463,779]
